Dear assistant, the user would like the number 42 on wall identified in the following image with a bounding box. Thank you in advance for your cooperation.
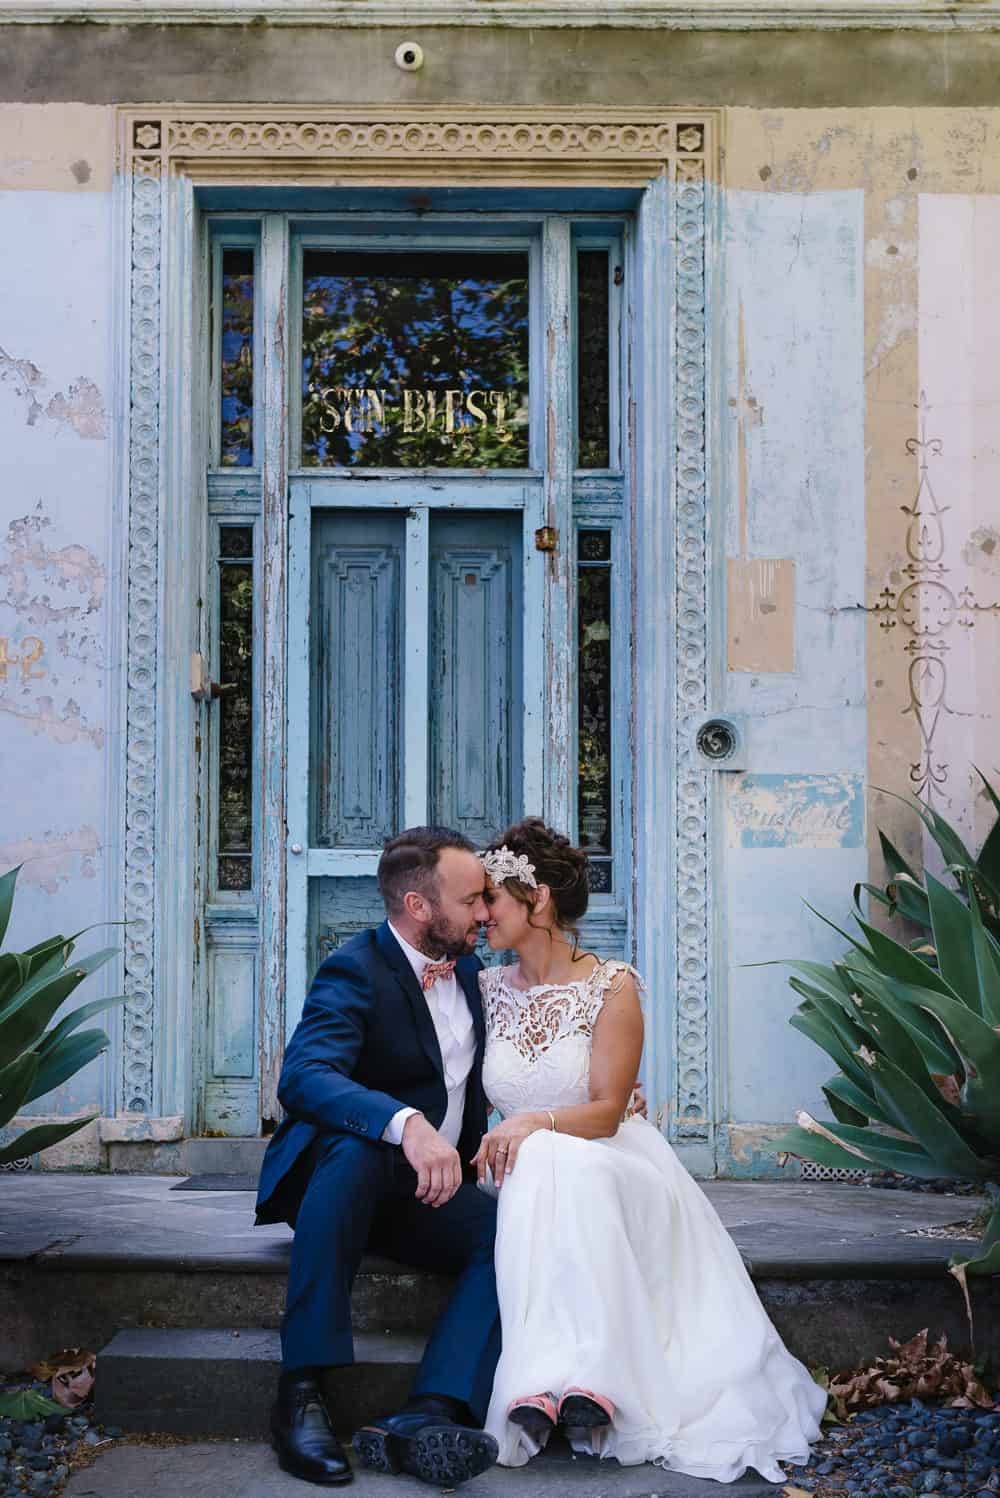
[0,636,46,683]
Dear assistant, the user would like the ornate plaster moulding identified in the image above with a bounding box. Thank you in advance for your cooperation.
[119,107,718,186]
[4,0,1000,26]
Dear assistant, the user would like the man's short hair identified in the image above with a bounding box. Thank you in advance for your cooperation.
[377,826,477,916]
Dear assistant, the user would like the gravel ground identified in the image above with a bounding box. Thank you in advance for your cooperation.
[0,1381,123,1497]
[790,1400,1000,1498]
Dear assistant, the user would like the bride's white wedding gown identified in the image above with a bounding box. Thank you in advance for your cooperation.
[479,960,826,1482]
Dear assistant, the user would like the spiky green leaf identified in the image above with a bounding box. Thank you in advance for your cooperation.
[0,1051,41,1128]
[822,1079,870,1127]
[853,912,958,997]
[926,873,983,1015]
[0,946,118,1057]
[26,1030,109,1104]
[865,1050,994,1180]
[963,875,1000,1026]
[838,955,961,1075]
[770,1119,942,1176]
[0,864,18,949]
[894,985,1000,1139]
[36,994,126,1059]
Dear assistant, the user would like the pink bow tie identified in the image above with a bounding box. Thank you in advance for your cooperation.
[421,960,457,990]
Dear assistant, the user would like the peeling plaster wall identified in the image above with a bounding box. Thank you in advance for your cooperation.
[719,184,867,1144]
[0,107,118,1123]
[718,109,1000,1165]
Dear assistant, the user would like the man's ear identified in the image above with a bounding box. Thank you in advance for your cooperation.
[403,889,429,923]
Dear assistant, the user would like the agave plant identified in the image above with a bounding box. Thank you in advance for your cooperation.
[769,771,1000,1286]
[0,864,124,1166]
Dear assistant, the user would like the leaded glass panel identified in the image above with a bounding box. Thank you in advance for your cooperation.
[577,528,612,892]
[220,250,254,468]
[217,526,254,892]
[577,250,610,469]
[300,251,529,468]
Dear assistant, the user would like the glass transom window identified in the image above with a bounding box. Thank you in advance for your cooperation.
[300,250,530,468]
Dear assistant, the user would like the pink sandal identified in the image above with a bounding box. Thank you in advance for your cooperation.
[506,1392,557,1444]
[557,1388,616,1454]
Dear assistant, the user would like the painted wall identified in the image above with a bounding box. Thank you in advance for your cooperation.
[0,105,120,1160]
[2,84,1000,1171]
[719,110,1000,1169]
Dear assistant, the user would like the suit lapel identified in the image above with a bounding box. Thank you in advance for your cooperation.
[375,921,444,1080]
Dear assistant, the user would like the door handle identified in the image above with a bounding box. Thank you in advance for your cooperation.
[190,651,238,703]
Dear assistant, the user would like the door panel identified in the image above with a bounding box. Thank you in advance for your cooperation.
[429,511,522,843]
[310,512,404,848]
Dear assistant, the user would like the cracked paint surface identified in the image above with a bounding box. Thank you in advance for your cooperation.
[0,506,105,629]
[727,774,865,850]
[0,344,107,439]
[0,826,101,895]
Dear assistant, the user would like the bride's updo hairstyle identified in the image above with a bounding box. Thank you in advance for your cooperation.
[487,817,591,953]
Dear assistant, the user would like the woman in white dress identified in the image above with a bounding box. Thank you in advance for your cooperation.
[472,817,827,1483]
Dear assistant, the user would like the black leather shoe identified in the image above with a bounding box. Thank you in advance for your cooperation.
[271,1373,353,1486]
[353,1407,498,1486]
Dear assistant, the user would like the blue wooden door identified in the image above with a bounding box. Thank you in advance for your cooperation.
[287,500,530,1006]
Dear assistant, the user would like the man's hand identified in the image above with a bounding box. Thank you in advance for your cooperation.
[401,1113,463,1208]
[626,1081,649,1120]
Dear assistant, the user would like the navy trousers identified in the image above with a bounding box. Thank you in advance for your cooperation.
[282,1133,501,1425]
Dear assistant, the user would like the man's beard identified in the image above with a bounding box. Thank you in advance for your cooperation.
[420,907,478,960]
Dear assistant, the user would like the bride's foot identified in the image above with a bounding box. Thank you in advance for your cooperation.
[558,1388,615,1428]
[558,1388,615,1455]
[506,1393,557,1445]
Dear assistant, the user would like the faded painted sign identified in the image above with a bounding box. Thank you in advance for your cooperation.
[727,772,865,849]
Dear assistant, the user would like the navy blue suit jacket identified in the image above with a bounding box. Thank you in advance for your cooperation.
[256,922,487,1225]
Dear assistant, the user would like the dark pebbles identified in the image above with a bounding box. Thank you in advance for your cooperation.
[0,1378,119,1496]
[789,1399,1000,1498]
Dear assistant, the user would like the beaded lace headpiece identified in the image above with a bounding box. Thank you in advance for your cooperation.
[480,845,538,889]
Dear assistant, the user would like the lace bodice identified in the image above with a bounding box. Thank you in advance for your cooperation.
[479,961,642,1118]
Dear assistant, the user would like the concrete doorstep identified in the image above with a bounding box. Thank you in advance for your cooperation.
[61,1436,784,1498]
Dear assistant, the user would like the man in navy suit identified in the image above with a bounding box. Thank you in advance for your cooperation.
[257,826,499,1487]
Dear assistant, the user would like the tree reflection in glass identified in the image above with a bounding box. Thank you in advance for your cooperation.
[577,529,613,894]
[220,250,254,468]
[217,527,254,892]
[301,251,529,468]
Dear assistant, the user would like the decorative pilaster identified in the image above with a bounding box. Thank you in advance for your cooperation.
[122,120,164,1114]
[672,144,711,1141]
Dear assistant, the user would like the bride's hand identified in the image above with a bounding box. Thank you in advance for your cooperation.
[471,1113,546,1190]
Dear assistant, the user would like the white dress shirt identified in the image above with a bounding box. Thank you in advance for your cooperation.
[381,923,477,1149]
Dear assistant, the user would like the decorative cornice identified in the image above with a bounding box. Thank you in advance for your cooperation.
[4,0,1000,27]
[119,107,715,186]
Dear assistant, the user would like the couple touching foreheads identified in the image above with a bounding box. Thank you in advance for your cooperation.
[255,819,825,1488]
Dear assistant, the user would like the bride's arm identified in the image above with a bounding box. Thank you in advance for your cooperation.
[472,975,644,1188]
[547,972,644,1140]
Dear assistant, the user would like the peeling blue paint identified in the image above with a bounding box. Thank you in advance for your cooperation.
[728,772,865,849]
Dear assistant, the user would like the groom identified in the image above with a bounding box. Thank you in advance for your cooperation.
[255,825,500,1487]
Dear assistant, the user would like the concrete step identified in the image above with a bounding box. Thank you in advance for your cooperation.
[94,1327,424,1438]
[180,1138,269,1175]
[3,1253,454,1370]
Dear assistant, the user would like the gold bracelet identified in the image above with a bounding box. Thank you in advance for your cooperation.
[546,1109,557,1132]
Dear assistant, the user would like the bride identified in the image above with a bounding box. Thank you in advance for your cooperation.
[473,817,826,1482]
